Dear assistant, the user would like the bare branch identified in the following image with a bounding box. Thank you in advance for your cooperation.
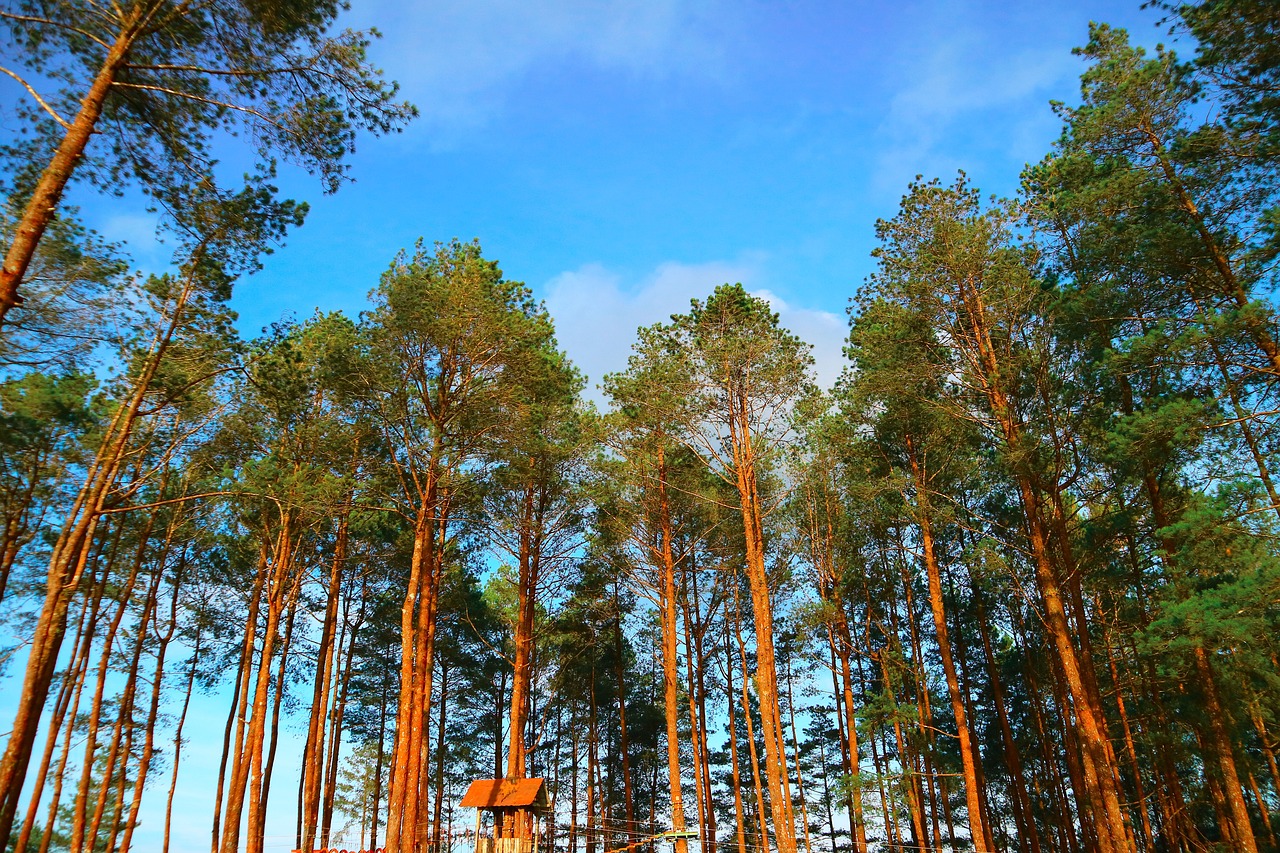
[110,81,284,129]
[124,61,321,78]
[0,65,71,129]
[0,11,111,49]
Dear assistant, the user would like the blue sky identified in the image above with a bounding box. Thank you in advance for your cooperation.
[73,0,1166,400]
[4,2,1176,849]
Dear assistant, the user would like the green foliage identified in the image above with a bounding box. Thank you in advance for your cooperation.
[0,0,416,197]
[0,201,130,374]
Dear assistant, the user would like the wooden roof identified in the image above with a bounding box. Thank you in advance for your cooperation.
[460,777,548,810]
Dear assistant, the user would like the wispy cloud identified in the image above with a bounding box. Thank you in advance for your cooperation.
[355,0,741,135]
[543,257,845,403]
[872,13,1080,193]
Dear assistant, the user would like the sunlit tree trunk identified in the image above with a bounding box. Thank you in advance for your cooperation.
[655,445,690,853]
[301,508,350,852]
[0,11,143,324]
[723,618,749,853]
[905,437,991,852]
[0,266,199,844]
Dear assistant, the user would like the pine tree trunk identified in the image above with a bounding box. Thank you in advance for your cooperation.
[213,544,266,853]
[906,439,991,851]
[14,564,105,853]
[118,552,184,853]
[653,446,691,853]
[302,511,350,852]
[251,586,301,853]
[432,658,450,851]
[728,389,796,853]
[0,12,142,323]
[163,627,201,853]
[1194,646,1259,853]
[1100,612,1155,852]
[387,463,448,853]
[784,656,813,853]
[220,520,297,853]
[0,267,198,845]
[69,512,156,853]
[508,476,539,780]
[680,572,709,853]
[733,589,771,853]
[324,596,363,848]
[806,475,869,853]
[971,587,1041,853]
[612,585,636,836]
[722,617,748,853]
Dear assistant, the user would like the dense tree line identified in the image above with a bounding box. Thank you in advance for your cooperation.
[1,2,1278,852]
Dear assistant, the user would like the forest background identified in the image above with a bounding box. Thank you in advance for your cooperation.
[1,2,1278,853]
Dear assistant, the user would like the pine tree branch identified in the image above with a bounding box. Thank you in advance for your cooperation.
[0,65,71,129]
[110,82,284,129]
[0,11,111,49]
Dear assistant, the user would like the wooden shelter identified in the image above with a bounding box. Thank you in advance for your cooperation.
[461,777,549,853]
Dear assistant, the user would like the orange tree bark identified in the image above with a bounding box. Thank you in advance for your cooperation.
[0,12,142,324]
[655,446,691,853]
[729,387,798,853]
[905,437,991,853]
[0,263,198,844]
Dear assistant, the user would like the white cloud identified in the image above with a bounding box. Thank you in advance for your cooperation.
[98,212,161,257]
[751,288,846,390]
[872,20,1080,191]
[356,0,739,134]
[543,258,845,403]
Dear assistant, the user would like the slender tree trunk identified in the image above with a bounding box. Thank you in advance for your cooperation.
[1194,647,1259,853]
[612,583,636,837]
[508,476,539,780]
[656,444,690,853]
[878,646,928,852]
[251,585,301,853]
[370,668,390,852]
[723,617,748,853]
[1247,769,1276,849]
[733,588,771,853]
[323,599,363,848]
[433,658,450,851]
[0,265,199,844]
[905,438,990,852]
[972,587,1041,853]
[728,389,796,853]
[1100,611,1155,853]
[81,551,165,853]
[804,475,869,853]
[691,608,717,853]
[1251,706,1280,803]
[213,544,266,853]
[784,656,813,853]
[69,511,157,853]
[586,681,599,853]
[118,552,185,853]
[302,511,350,852]
[14,562,106,853]
[833,616,869,853]
[220,519,296,853]
[0,11,143,323]
[163,627,201,853]
[680,574,709,853]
